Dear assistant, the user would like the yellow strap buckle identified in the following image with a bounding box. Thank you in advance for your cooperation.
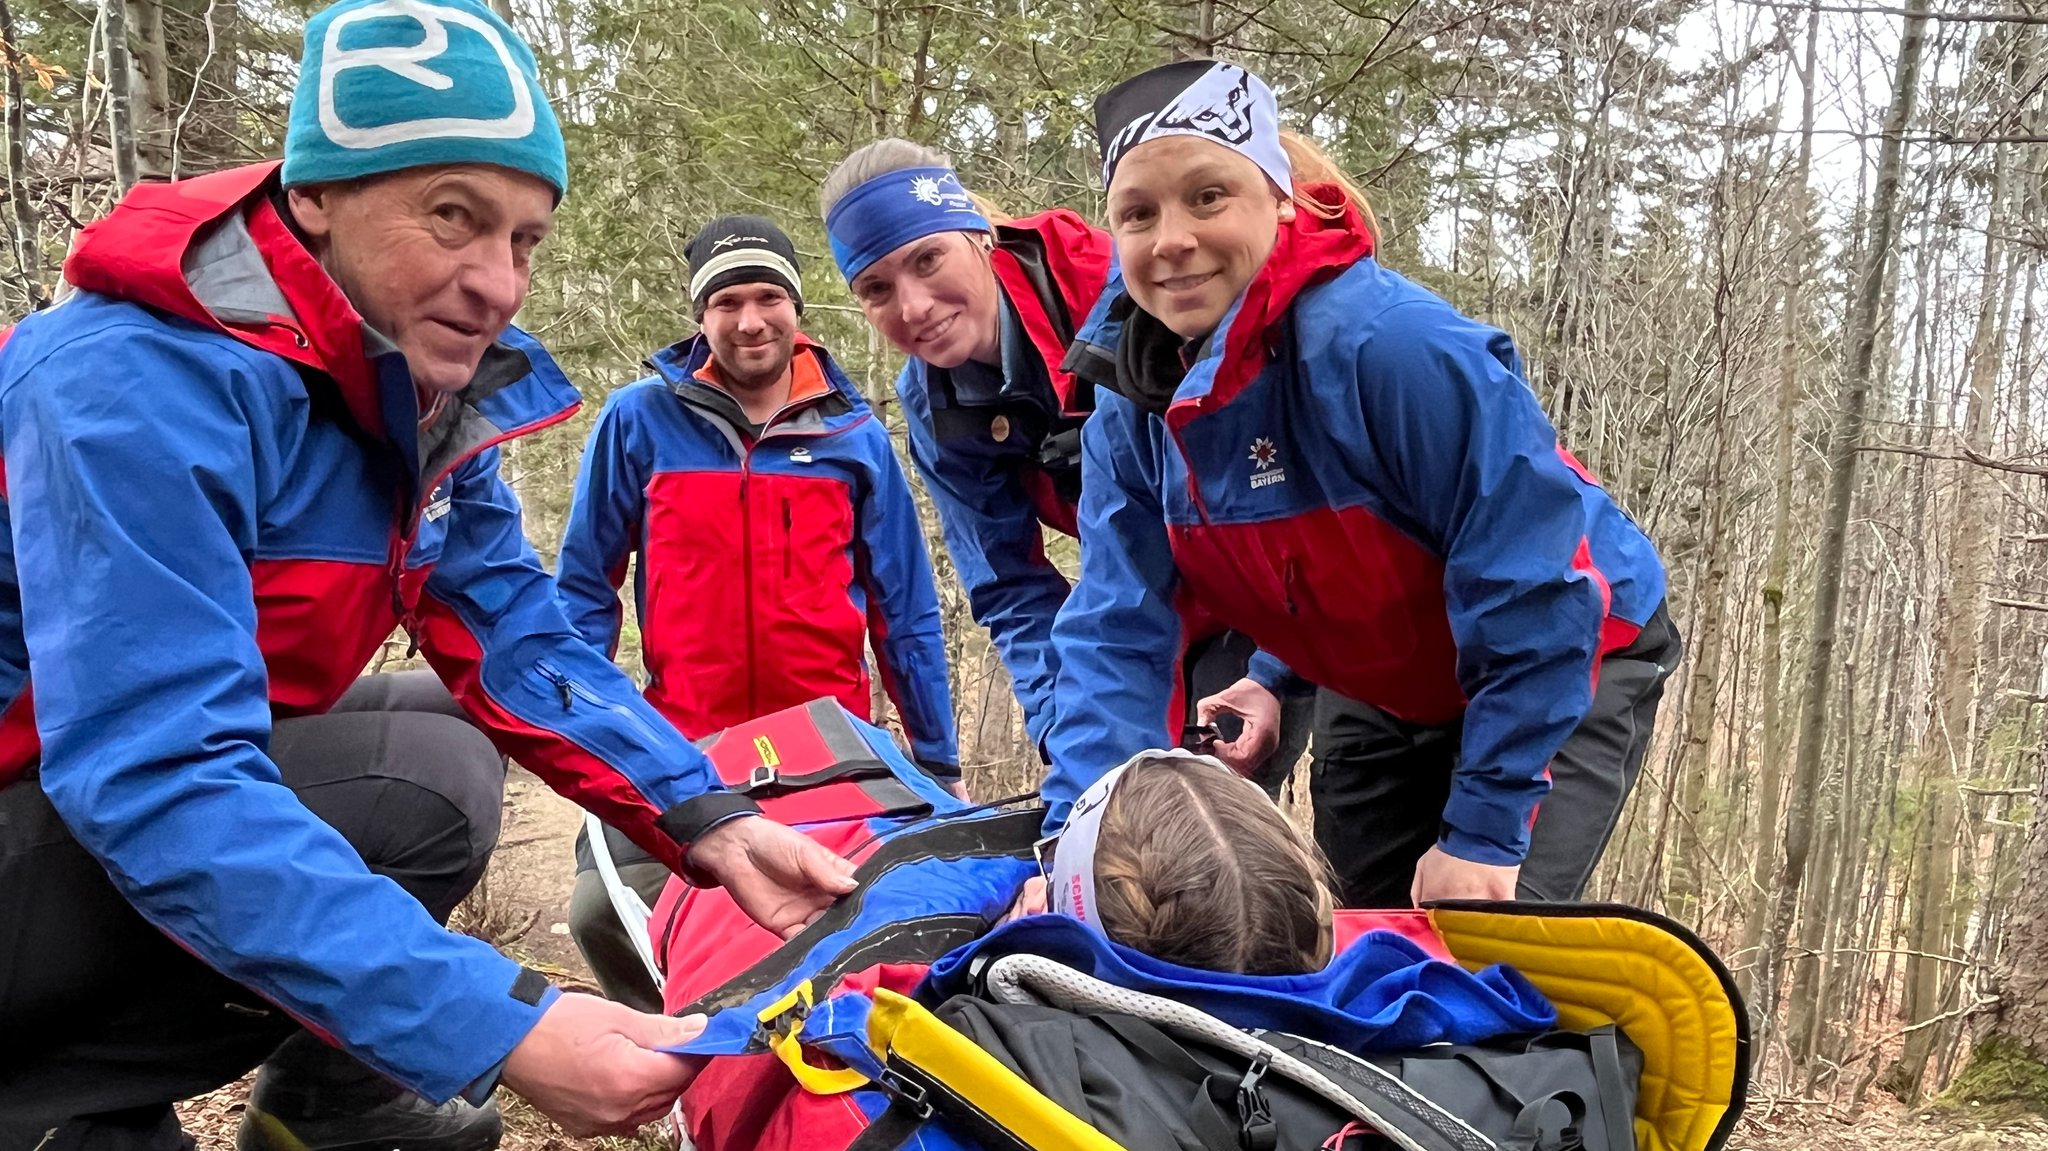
[755,980,870,1095]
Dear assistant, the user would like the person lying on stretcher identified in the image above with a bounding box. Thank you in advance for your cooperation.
[1035,748,1337,975]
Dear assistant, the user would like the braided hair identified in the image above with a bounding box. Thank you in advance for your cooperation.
[1092,754,1336,975]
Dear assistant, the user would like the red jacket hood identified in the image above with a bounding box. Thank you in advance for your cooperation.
[991,208,1114,417]
[63,162,387,439]
[1171,185,1376,424]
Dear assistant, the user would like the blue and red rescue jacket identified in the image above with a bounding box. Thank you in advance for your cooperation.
[555,335,958,773]
[0,163,756,1102]
[1043,194,1667,865]
[893,210,1111,745]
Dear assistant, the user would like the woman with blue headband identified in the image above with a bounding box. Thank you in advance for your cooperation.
[819,141,1312,790]
[1039,60,1681,909]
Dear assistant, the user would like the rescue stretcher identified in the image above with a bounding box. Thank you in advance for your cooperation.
[579,699,1747,1151]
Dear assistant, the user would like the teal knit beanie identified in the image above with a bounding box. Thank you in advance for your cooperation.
[282,0,568,198]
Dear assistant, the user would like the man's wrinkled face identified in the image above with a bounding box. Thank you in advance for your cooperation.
[288,164,555,394]
[701,282,800,392]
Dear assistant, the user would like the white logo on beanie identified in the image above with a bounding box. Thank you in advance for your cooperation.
[318,0,535,149]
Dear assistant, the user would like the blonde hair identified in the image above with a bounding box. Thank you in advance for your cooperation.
[819,138,1013,227]
[1280,131,1379,242]
[1093,755,1337,975]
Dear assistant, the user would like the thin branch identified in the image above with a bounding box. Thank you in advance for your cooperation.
[1860,440,2048,477]
[1735,0,2048,23]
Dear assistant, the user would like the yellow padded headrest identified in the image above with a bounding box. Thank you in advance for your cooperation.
[1429,903,1749,1151]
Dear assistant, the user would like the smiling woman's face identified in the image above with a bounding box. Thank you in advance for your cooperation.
[848,230,1002,368]
[1105,136,1290,340]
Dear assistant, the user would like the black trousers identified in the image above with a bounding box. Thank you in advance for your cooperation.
[1311,604,1681,907]
[0,672,506,1150]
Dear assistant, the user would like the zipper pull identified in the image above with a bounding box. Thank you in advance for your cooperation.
[540,664,574,711]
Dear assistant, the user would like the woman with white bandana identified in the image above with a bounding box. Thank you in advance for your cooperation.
[1040,59,1680,910]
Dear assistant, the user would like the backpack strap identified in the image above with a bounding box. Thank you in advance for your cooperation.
[730,755,929,814]
[1503,1093,1585,1151]
[844,1099,932,1151]
[1588,1027,1638,1151]
[1092,1014,1256,1150]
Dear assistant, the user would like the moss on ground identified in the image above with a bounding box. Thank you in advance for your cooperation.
[1941,1036,2048,1121]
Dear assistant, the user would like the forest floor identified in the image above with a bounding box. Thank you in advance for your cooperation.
[173,773,2048,1150]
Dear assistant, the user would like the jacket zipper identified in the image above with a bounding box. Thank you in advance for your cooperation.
[389,491,422,659]
[1166,400,1292,628]
[386,401,580,660]
[782,499,794,581]
[740,452,759,719]
[535,659,663,743]
[1165,413,1212,527]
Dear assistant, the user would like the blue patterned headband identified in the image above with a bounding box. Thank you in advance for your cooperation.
[826,166,991,283]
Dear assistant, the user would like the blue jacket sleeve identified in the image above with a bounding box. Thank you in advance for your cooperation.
[855,423,959,775]
[555,390,647,657]
[1359,304,1611,866]
[418,445,760,872]
[2,326,547,1103]
[1039,388,1184,831]
[897,363,1071,746]
[1245,649,1308,697]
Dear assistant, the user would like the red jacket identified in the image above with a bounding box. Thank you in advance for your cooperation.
[555,334,958,772]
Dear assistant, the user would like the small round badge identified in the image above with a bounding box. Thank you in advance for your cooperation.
[990,415,1012,443]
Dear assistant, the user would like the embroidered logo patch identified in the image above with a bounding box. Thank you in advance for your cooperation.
[1248,436,1286,489]
[424,481,454,521]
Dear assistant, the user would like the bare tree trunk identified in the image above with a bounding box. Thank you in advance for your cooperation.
[128,0,171,177]
[1741,0,1820,1003]
[1886,140,2015,1100]
[1755,0,1931,1054]
[0,0,44,309]
[1669,185,1742,923]
[170,0,243,175]
[104,0,140,194]
[1953,735,2048,1107]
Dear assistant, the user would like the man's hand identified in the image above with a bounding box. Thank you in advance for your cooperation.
[1196,677,1282,775]
[688,815,858,939]
[945,779,971,803]
[1409,844,1520,906]
[501,993,708,1136]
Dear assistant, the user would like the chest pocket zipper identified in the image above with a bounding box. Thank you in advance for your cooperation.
[782,499,795,580]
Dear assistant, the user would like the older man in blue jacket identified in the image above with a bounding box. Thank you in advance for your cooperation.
[0,3,856,1148]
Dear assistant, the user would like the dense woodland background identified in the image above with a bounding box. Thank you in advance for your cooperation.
[13,0,2048,1119]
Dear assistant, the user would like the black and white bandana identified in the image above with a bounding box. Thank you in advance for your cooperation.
[1093,59,1291,194]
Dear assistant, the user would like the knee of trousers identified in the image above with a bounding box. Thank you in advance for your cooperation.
[370,713,508,881]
